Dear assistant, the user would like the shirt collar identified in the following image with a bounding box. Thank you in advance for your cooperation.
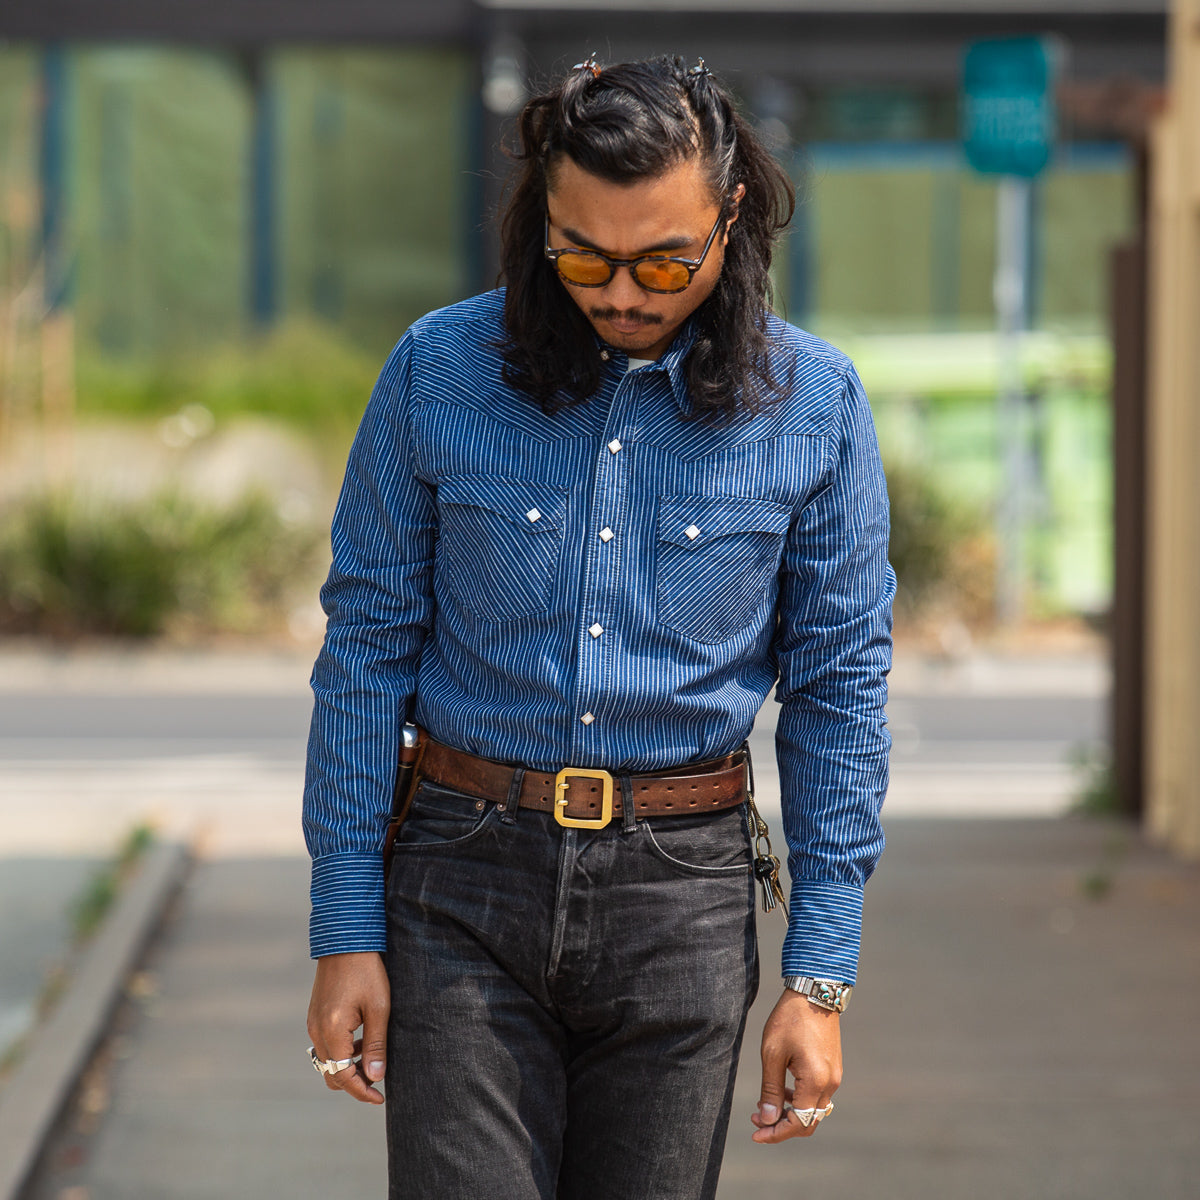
[599,321,697,416]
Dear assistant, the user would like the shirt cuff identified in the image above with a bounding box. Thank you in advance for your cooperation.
[309,851,387,958]
[780,879,864,985]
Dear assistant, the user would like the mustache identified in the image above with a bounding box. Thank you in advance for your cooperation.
[588,307,663,326]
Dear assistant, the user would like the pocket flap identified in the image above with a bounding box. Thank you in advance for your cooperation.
[657,494,791,548]
[440,475,567,530]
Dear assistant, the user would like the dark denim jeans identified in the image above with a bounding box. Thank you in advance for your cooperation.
[384,779,759,1200]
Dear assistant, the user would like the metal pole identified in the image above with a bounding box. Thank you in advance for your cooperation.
[993,174,1030,626]
[246,49,277,329]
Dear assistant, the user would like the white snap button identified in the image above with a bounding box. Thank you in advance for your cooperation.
[580,712,595,725]
[526,508,542,523]
[607,439,622,454]
[589,623,604,638]
[600,349,610,361]
[599,527,614,542]
[685,525,700,540]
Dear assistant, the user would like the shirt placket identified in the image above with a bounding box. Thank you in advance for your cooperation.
[569,363,642,762]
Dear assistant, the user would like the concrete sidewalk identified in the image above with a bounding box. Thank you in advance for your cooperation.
[25,816,1200,1200]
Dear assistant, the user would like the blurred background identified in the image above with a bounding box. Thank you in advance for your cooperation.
[1,2,1198,1199]
[0,2,1157,644]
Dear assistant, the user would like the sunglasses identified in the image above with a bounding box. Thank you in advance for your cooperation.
[543,210,727,295]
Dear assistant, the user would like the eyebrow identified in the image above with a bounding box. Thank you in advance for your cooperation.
[557,223,697,257]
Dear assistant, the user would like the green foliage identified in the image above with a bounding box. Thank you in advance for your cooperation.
[69,870,119,944]
[885,458,991,617]
[1070,744,1120,817]
[69,823,157,944]
[0,491,319,638]
[77,318,380,444]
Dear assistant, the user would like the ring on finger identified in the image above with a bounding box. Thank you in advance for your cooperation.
[308,1045,362,1076]
[785,1102,834,1127]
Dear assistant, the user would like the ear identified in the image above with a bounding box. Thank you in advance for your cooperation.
[723,183,746,242]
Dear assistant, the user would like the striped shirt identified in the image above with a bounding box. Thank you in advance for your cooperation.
[304,289,893,983]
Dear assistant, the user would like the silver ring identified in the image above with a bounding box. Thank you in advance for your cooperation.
[787,1102,834,1127]
[308,1045,361,1076]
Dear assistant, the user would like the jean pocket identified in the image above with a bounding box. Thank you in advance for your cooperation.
[641,806,753,875]
[655,494,791,643]
[438,475,568,622]
[393,781,498,851]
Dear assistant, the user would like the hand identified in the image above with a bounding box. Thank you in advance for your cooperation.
[306,951,391,1105]
[751,989,842,1143]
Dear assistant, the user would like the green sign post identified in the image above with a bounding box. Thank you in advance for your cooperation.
[962,37,1058,625]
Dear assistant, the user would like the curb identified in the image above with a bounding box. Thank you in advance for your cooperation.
[0,840,191,1200]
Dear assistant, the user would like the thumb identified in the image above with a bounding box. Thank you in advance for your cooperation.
[757,1052,788,1124]
[362,1000,388,1083]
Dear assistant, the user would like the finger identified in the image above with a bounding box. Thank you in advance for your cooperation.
[753,1085,833,1143]
[336,1059,384,1104]
[751,1084,793,1127]
[360,992,389,1085]
[311,1040,360,1094]
[779,1093,836,1142]
[311,1028,376,1103]
[755,1047,790,1135]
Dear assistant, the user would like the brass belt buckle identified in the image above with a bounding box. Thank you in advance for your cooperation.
[554,767,614,829]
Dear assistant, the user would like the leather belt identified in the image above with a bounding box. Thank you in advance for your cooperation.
[419,738,747,830]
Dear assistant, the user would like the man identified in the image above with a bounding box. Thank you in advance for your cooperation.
[304,55,892,1200]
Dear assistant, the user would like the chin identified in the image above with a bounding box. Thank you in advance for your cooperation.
[607,325,674,357]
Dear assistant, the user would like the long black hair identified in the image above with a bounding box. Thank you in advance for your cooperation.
[499,56,796,424]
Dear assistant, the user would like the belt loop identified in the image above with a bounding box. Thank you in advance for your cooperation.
[619,775,638,833]
[501,767,524,825]
[740,740,755,802]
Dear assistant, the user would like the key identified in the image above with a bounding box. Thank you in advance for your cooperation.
[753,854,786,916]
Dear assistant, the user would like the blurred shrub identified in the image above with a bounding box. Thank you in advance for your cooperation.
[886,458,993,620]
[0,491,319,638]
[78,319,379,464]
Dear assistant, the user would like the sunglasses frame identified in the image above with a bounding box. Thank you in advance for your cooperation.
[543,209,727,295]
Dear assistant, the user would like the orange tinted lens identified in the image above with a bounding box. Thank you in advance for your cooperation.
[633,259,691,293]
[556,252,612,286]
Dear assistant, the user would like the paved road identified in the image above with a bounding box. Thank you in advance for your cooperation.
[0,646,1106,856]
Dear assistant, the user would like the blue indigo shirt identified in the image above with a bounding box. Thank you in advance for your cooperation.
[304,289,893,983]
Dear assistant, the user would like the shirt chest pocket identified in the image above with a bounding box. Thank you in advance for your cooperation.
[438,476,568,622]
[656,494,792,644]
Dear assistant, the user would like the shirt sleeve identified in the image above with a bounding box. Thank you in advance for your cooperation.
[772,363,894,985]
[303,330,437,958]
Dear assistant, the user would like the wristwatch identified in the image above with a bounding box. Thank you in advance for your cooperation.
[783,976,853,1013]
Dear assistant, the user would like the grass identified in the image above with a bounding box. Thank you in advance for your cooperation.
[69,824,157,943]
[1070,743,1119,818]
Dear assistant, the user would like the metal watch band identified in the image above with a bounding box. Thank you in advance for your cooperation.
[783,975,853,1013]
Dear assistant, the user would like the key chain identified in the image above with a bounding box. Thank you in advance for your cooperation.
[742,745,788,921]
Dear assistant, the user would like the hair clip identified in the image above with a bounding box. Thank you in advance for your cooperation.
[688,58,711,78]
[572,53,601,79]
